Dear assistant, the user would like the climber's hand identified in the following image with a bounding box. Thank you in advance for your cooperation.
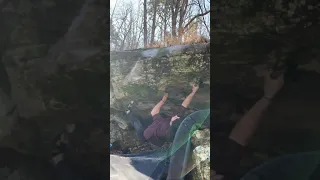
[211,170,224,180]
[170,115,180,126]
[192,84,199,93]
[264,70,284,99]
[171,115,180,121]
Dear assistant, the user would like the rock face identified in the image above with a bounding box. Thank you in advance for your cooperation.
[0,0,110,178]
[1,1,210,179]
[2,0,108,117]
[1,0,320,179]
[0,148,54,180]
[212,0,320,155]
[191,129,210,180]
[0,0,108,148]
[109,44,211,148]
[0,86,17,142]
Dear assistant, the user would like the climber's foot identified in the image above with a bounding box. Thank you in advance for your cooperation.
[51,135,66,165]
[51,124,75,165]
[125,101,135,114]
[198,78,204,88]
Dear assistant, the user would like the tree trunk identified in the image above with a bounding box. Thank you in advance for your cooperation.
[150,0,159,44]
[171,0,179,37]
[143,0,148,47]
[178,0,188,42]
[163,0,168,43]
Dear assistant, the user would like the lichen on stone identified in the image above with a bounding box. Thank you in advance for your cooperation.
[191,129,210,180]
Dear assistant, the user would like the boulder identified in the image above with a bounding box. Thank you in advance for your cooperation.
[109,44,210,145]
[191,129,210,180]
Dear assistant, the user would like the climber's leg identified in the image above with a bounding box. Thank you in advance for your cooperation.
[51,124,75,165]
[51,124,81,180]
[126,102,147,142]
[126,112,146,142]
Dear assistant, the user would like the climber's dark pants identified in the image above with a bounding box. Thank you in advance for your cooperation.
[127,112,147,142]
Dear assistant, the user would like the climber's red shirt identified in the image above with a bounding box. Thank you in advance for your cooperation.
[143,114,171,147]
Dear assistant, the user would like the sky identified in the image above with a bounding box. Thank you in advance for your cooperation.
[110,0,117,9]
[111,0,140,10]
[111,0,210,15]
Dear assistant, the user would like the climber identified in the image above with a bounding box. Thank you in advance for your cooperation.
[125,83,199,147]
[50,124,81,180]
[211,70,284,180]
[143,83,199,147]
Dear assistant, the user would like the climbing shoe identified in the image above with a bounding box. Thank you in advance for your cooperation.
[125,101,135,114]
[199,78,204,88]
[51,124,75,158]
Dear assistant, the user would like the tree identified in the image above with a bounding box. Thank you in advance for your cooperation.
[110,0,210,50]
[143,0,148,47]
[170,0,179,38]
[150,0,159,44]
[178,0,188,41]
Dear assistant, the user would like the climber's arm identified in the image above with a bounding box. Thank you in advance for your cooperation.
[151,93,168,116]
[212,71,284,179]
[229,71,284,146]
[229,97,271,146]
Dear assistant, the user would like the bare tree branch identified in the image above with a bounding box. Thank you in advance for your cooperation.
[183,9,210,29]
[110,0,210,50]
[203,0,208,12]
[110,0,119,20]
[197,0,209,34]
